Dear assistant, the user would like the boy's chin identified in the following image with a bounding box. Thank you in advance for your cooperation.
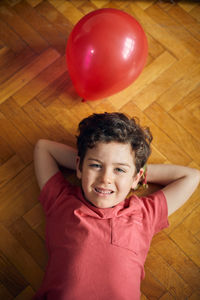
[90,200,116,209]
[86,198,115,209]
[82,190,117,208]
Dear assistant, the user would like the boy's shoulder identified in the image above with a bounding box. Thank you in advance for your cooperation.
[39,171,81,214]
[130,190,169,233]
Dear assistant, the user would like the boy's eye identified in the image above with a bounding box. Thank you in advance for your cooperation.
[115,168,126,173]
[89,164,101,169]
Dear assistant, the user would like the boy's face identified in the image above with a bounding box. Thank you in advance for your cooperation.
[76,142,143,208]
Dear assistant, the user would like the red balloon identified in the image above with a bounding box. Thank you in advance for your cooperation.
[66,8,148,101]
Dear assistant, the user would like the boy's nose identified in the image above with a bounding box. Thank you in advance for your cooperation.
[99,169,113,184]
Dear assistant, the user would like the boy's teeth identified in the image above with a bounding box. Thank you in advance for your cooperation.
[95,188,112,194]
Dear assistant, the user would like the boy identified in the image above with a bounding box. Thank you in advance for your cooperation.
[33,112,200,300]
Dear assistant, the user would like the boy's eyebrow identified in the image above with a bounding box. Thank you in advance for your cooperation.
[87,158,131,168]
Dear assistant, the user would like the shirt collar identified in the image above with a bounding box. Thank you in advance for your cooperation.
[76,187,141,219]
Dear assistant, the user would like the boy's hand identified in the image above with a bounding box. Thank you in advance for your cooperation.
[34,139,77,190]
[146,164,200,216]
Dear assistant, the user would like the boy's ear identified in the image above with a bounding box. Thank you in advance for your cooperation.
[131,168,144,189]
[76,156,82,179]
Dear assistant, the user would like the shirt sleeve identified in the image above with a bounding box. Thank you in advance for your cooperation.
[38,171,72,216]
[141,190,169,235]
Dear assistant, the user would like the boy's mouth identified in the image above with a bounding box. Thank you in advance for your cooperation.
[94,187,114,195]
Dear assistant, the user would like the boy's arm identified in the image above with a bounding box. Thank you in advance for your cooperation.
[146,164,200,216]
[34,139,77,190]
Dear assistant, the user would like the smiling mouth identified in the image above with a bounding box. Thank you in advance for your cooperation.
[94,187,114,195]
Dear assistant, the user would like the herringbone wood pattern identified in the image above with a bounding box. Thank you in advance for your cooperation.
[0,0,200,299]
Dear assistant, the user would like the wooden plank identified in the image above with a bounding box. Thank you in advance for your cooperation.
[136,1,152,10]
[0,112,33,164]
[170,223,200,268]
[68,100,96,124]
[8,218,47,269]
[13,0,67,54]
[128,3,189,59]
[146,3,200,56]
[157,60,200,111]
[0,97,48,145]
[144,102,200,164]
[0,177,39,227]
[152,232,200,291]
[109,51,176,110]
[182,204,200,236]
[132,54,196,110]
[0,164,34,203]
[168,5,200,41]
[177,84,200,109]
[76,0,99,15]
[0,250,28,297]
[0,48,60,104]
[14,285,35,300]
[140,293,148,300]
[180,85,200,121]
[141,267,166,299]
[35,221,46,241]
[57,1,84,25]
[36,72,70,107]
[91,0,110,8]
[5,0,21,7]
[23,98,73,144]
[35,1,73,36]
[0,137,14,165]
[0,155,25,189]
[178,1,198,12]
[189,6,200,22]
[120,102,191,165]
[0,19,26,53]
[26,0,43,7]
[0,224,44,290]
[0,164,37,225]
[0,46,14,69]
[23,203,45,231]
[58,81,82,108]
[146,32,164,59]
[188,292,200,300]
[145,247,192,298]
[0,47,35,85]
[169,103,200,143]
[164,185,200,235]
[48,0,66,9]
[13,55,67,106]
[159,292,176,300]
[46,97,80,142]
[148,144,168,165]
[0,284,13,300]
[0,4,48,54]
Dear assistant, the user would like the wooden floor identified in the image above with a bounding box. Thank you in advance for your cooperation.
[0,0,200,299]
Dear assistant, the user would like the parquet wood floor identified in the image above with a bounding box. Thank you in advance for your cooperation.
[0,0,200,299]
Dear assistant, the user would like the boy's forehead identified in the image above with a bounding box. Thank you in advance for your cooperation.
[85,142,136,164]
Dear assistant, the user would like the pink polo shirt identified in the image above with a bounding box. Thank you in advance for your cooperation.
[33,171,169,300]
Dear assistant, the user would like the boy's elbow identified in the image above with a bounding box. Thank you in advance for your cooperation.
[189,168,200,189]
[194,169,200,185]
[34,139,47,159]
[34,139,48,151]
[35,139,46,147]
[34,140,42,154]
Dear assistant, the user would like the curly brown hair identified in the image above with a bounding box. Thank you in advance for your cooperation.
[76,112,152,173]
